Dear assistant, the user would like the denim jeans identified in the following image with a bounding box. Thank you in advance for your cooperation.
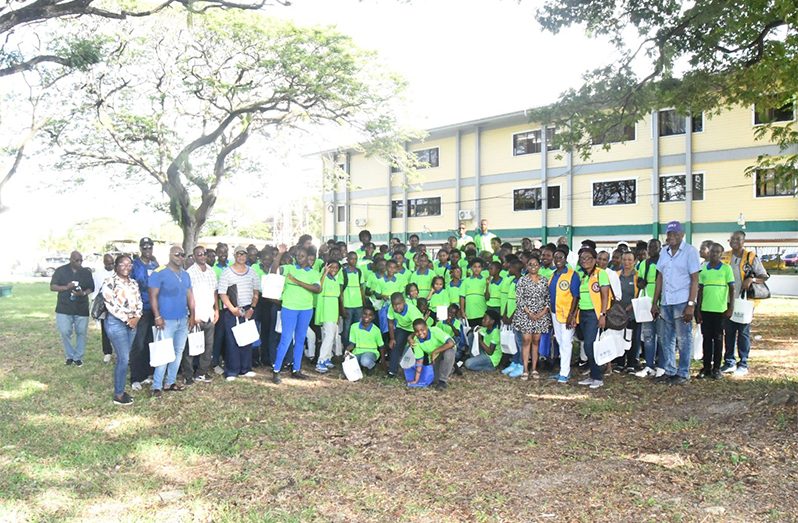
[660,302,693,379]
[510,327,524,365]
[464,352,496,371]
[152,317,189,390]
[55,313,88,361]
[580,309,602,381]
[723,319,751,367]
[105,315,136,396]
[342,307,362,347]
[355,351,378,369]
[640,317,664,369]
[390,328,412,375]
[273,308,313,373]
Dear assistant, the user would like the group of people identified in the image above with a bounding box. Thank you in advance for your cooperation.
[49,219,768,405]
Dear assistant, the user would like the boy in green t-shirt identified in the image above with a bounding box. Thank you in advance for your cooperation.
[410,254,434,298]
[346,307,384,372]
[340,252,367,350]
[485,261,504,313]
[696,243,735,380]
[464,309,502,372]
[386,293,423,377]
[315,262,343,374]
[407,319,456,389]
[460,259,488,324]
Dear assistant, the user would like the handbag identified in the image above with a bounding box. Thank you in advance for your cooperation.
[261,274,286,300]
[149,330,176,367]
[187,325,205,356]
[436,305,449,321]
[404,364,434,387]
[342,353,363,382]
[400,346,417,369]
[631,295,653,323]
[692,327,703,361]
[594,330,625,366]
[731,298,754,324]
[90,287,107,320]
[746,281,771,300]
[231,317,259,347]
[470,326,481,357]
[500,325,517,355]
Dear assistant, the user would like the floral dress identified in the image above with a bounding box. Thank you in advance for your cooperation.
[512,275,552,334]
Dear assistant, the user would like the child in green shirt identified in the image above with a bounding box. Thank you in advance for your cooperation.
[386,293,423,377]
[407,319,456,389]
[315,261,343,374]
[346,306,384,372]
[464,309,502,372]
[485,261,504,313]
[695,242,735,379]
[460,259,488,325]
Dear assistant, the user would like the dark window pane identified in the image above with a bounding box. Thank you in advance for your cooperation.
[391,200,404,218]
[414,148,439,168]
[548,186,561,209]
[659,110,702,136]
[692,174,704,201]
[754,102,795,124]
[336,205,345,222]
[593,180,636,206]
[756,170,796,197]
[407,197,441,217]
[592,124,636,145]
[513,188,541,210]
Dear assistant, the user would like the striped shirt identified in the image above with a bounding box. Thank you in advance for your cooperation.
[187,263,218,322]
[218,266,260,307]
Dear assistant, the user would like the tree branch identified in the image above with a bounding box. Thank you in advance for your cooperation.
[0,54,70,77]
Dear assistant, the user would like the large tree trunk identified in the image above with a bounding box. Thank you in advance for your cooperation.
[181,219,200,253]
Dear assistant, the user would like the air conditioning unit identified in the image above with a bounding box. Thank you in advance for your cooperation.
[354,218,367,227]
[458,209,474,221]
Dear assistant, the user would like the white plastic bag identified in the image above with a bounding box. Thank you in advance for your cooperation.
[231,317,259,347]
[470,326,481,357]
[436,305,449,321]
[149,330,175,367]
[187,326,205,356]
[594,330,625,366]
[342,353,363,382]
[631,295,654,323]
[500,326,517,355]
[731,298,754,325]
[261,274,285,300]
[693,327,704,360]
[275,310,282,333]
[400,346,416,369]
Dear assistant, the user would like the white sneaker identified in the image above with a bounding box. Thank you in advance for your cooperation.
[225,376,236,382]
[578,378,594,386]
[635,366,654,378]
[243,371,256,378]
[131,381,142,391]
[733,366,749,377]
[589,380,604,389]
[654,367,666,378]
[103,354,112,364]
[142,377,153,385]
[214,365,224,375]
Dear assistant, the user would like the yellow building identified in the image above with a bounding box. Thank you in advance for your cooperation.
[320,105,798,249]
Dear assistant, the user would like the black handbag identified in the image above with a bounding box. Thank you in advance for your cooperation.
[746,281,771,300]
[604,279,629,330]
[90,286,107,320]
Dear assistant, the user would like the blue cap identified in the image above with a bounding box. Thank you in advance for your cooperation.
[666,221,684,233]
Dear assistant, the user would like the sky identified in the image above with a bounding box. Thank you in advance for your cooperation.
[0,0,618,272]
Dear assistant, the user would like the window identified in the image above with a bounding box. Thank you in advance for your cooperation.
[755,169,796,197]
[754,102,795,124]
[513,128,557,155]
[391,200,404,218]
[658,110,703,136]
[593,179,637,206]
[336,205,346,222]
[408,197,441,217]
[391,147,440,172]
[513,186,561,211]
[591,124,636,145]
[659,174,704,202]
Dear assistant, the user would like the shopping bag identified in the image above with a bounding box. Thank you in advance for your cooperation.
[275,310,282,333]
[400,346,417,370]
[342,353,363,382]
[261,274,285,300]
[149,330,175,367]
[500,326,517,355]
[631,295,654,323]
[731,298,754,324]
[231,317,259,347]
[470,327,481,357]
[693,327,703,360]
[404,364,434,387]
[461,317,472,337]
[594,330,624,366]
[187,326,205,356]
[436,305,449,321]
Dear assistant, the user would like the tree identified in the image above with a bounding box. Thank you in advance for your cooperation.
[530,0,798,189]
[52,12,419,251]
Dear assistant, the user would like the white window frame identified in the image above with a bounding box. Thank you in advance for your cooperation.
[406,195,443,218]
[591,122,637,147]
[751,102,797,127]
[655,108,704,138]
[752,169,797,199]
[511,127,556,156]
[658,171,706,203]
[591,176,639,208]
[511,185,562,212]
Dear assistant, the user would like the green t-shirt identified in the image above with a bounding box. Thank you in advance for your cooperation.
[348,322,384,356]
[473,232,496,253]
[388,302,423,332]
[411,325,453,359]
[428,289,449,309]
[637,260,658,298]
[539,266,555,281]
[251,264,267,278]
[366,272,383,294]
[281,265,319,310]
[394,267,411,287]
[460,275,488,319]
[480,326,502,367]
[340,267,365,308]
[410,269,434,298]
[438,318,461,339]
[315,274,341,324]
[313,258,324,272]
[356,256,373,271]
[578,269,610,310]
[433,260,449,279]
[500,276,519,318]
[377,276,405,300]
[699,263,735,313]
[486,276,504,308]
[447,280,463,305]
[213,262,229,279]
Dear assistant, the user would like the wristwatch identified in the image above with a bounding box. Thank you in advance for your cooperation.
[687,300,696,307]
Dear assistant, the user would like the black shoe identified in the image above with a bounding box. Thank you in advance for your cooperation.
[435,381,448,390]
[655,374,672,384]
[65,359,74,365]
[184,377,195,386]
[151,389,162,398]
[453,365,463,376]
[113,392,133,405]
[386,371,396,379]
[290,370,309,380]
[669,376,689,386]
[74,360,83,367]
[696,369,710,380]
[272,372,282,384]
[577,359,588,368]
[711,369,723,380]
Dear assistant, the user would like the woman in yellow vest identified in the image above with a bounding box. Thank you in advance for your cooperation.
[548,247,580,384]
[575,248,610,389]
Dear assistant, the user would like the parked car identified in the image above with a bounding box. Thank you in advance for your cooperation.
[784,252,798,267]
[35,255,70,277]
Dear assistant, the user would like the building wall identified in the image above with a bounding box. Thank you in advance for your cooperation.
[322,105,798,247]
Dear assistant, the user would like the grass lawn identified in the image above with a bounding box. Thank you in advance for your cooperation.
[1,283,797,522]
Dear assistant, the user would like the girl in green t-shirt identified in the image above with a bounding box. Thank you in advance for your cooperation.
[464,310,502,372]
[315,261,343,374]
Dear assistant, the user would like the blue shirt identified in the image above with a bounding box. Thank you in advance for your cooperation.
[149,267,192,320]
[132,257,159,311]
[548,267,581,306]
[657,240,700,306]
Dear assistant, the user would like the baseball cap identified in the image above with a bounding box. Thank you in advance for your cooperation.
[666,221,684,233]
[139,237,154,247]
[234,245,248,255]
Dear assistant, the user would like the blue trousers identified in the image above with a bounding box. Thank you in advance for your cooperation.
[55,313,88,361]
[389,328,411,375]
[641,317,664,369]
[105,315,136,396]
[342,307,363,347]
[723,319,751,367]
[224,309,254,377]
[580,309,602,381]
[273,308,313,373]
[152,317,189,390]
[660,302,693,379]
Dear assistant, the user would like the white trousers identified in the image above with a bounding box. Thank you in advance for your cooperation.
[552,313,575,378]
[318,322,342,362]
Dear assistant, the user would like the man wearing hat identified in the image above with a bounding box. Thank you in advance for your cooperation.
[651,221,700,385]
[130,237,159,390]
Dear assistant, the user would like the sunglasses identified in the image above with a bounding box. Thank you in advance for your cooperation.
[235,251,247,256]
[195,251,207,256]
[174,252,186,258]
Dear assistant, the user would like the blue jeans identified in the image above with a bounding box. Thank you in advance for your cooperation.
[152,317,189,390]
[105,315,136,396]
[580,309,602,381]
[465,352,496,371]
[510,328,524,365]
[641,317,664,369]
[55,313,88,361]
[342,307,363,347]
[723,319,751,367]
[355,351,378,369]
[660,302,693,379]
[273,308,313,373]
[390,328,411,375]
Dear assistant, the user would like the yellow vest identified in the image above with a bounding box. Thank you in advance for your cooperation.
[553,268,577,324]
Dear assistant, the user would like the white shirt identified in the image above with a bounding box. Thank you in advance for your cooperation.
[187,263,218,322]
[605,268,622,301]
[91,268,114,299]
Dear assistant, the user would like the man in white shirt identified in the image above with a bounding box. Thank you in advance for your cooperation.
[455,222,474,249]
[182,245,219,383]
